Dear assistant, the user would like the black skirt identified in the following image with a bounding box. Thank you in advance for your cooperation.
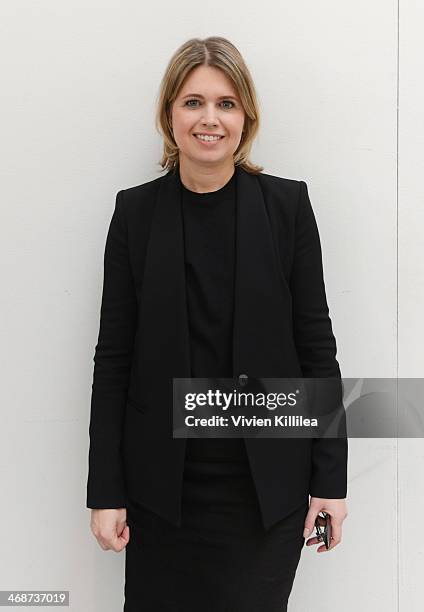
[124,449,308,612]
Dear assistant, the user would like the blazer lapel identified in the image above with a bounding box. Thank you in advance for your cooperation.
[137,165,191,408]
[232,166,297,377]
[137,164,299,409]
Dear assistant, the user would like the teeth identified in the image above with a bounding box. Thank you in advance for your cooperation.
[195,134,222,141]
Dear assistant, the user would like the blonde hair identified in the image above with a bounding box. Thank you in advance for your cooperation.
[155,37,264,174]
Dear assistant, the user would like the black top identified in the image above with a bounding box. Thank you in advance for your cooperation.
[180,169,248,463]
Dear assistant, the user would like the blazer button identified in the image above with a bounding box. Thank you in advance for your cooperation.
[238,373,249,387]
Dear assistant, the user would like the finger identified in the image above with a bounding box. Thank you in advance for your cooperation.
[98,530,123,552]
[110,533,128,552]
[98,539,110,551]
[328,518,342,548]
[95,521,127,552]
[317,536,338,553]
[307,531,342,552]
[99,538,124,552]
[305,536,322,546]
[119,524,130,545]
[304,511,327,538]
[303,507,320,538]
[116,525,130,550]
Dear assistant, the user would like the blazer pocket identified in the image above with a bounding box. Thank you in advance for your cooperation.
[126,396,147,414]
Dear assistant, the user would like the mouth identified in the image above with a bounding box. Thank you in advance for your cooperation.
[193,133,225,144]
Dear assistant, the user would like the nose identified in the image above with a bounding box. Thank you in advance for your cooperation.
[201,103,219,126]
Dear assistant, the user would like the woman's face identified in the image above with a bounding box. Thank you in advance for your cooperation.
[170,65,245,168]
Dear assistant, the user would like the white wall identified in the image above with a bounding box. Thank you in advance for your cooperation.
[0,1,422,610]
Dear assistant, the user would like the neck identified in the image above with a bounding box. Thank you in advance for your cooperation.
[178,157,235,193]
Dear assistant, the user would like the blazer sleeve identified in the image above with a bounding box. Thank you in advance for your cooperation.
[86,189,137,509]
[290,180,348,499]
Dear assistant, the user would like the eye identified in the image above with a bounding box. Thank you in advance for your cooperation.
[184,99,236,109]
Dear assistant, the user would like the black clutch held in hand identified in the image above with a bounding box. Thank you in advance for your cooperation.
[314,511,331,549]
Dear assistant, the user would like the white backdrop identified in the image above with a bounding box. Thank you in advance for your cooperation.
[1,1,423,610]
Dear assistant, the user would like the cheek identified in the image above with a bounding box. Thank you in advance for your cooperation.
[226,127,244,142]
[227,115,245,135]
[173,124,193,146]
[171,111,192,134]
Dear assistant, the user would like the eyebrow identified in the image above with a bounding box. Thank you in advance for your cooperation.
[181,93,239,100]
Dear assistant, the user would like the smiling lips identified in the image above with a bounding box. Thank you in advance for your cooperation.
[193,133,224,143]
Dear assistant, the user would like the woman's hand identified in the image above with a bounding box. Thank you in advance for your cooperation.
[90,508,130,552]
[303,497,348,553]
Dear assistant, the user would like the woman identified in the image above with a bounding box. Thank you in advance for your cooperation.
[87,36,348,611]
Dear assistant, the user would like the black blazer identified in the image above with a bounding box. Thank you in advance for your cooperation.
[86,164,348,530]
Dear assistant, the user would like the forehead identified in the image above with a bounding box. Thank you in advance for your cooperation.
[179,65,240,98]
